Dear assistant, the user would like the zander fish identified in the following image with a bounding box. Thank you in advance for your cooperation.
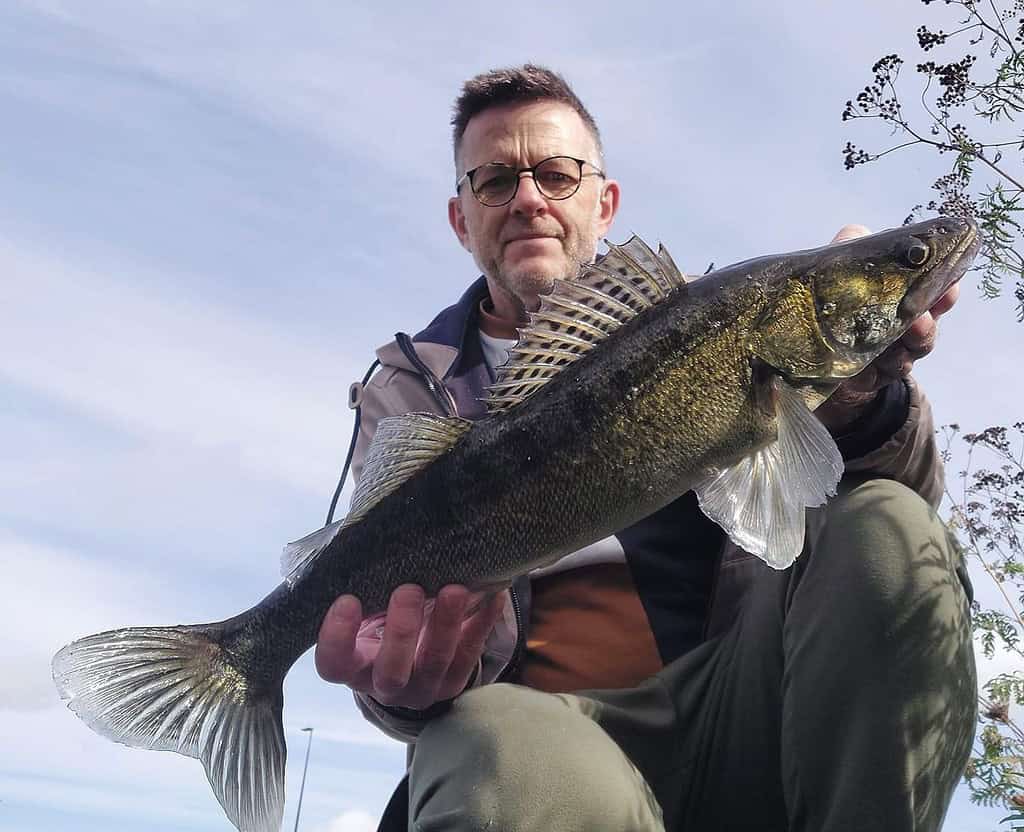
[52,217,979,832]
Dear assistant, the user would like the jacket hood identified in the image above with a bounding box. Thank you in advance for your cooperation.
[374,276,492,419]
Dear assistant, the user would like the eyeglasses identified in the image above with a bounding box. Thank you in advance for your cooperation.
[455,155,606,207]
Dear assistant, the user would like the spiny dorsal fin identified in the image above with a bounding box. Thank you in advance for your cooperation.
[280,413,471,584]
[487,235,686,414]
[602,235,686,300]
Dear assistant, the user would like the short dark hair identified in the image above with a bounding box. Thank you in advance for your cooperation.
[451,64,603,166]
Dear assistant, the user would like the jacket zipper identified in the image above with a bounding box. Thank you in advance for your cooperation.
[496,583,526,683]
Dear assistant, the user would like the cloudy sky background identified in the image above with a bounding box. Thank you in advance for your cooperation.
[1,1,1021,830]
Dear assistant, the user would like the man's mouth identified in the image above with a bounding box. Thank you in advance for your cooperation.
[506,234,555,244]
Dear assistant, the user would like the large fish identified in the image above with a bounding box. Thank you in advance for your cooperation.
[53,217,979,832]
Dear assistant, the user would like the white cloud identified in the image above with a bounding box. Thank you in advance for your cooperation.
[0,705,226,824]
[1,531,180,711]
[318,809,378,832]
[11,2,455,184]
[1,237,359,494]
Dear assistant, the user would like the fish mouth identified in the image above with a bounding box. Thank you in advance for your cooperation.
[899,217,980,319]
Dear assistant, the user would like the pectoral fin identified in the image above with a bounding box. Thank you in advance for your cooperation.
[694,377,843,569]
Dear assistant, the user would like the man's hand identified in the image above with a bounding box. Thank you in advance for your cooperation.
[815,223,960,434]
[315,583,506,711]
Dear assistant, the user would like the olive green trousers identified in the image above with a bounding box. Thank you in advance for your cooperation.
[408,478,977,831]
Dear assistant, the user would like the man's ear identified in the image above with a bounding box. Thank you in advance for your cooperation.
[596,179,621,236]
[449,196,472,252]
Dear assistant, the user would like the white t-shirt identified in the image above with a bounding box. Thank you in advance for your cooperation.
[477,329,516,374]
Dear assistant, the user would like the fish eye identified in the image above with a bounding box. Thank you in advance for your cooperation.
[820,301,837,317]
[905,241,930,267]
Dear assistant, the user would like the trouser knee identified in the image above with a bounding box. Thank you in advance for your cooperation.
[783,478,977,827]
[410,684,664,832]
[806,476,972,629]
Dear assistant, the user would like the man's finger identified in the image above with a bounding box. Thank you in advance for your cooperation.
[874,344,915,382]
[930,283,959,319]
[372,584,426,701]
[415,585,469,681]
[315,595,364,684]
[391,586,468,709]
[447,591,506,686]
[830,223,871,244]
[900,311,937,358]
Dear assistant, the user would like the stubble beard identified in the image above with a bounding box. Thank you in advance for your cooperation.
[488,232,600,314]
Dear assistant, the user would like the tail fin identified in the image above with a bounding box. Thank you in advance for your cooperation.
[52,624,286,832]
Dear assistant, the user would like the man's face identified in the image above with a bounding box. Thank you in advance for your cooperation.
[448,101,620,316]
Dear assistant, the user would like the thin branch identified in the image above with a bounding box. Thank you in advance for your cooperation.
[869,139,931,161]
[975,151,1024,191]
[989,0,1021,58]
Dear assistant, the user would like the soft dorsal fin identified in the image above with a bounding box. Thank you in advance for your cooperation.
[349,413,472,521]
[487,235,686,413]
[280,412,471,584]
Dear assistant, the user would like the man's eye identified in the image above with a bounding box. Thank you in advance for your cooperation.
[478,173,515,192]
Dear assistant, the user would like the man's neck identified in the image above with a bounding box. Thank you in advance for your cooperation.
[479,296,521,339]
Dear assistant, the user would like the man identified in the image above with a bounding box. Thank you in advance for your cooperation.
[316,65,976,831]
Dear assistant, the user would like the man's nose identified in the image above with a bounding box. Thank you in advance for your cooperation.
[509,172,548,215]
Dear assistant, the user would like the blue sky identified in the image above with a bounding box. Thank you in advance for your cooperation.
[2,2,1022,831]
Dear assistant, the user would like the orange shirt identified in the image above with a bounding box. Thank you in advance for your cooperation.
[518,563,664,693]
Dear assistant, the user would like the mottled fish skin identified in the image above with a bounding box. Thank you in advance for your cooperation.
[51,216,980,832]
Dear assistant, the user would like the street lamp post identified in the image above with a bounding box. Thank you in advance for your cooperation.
[293,727,314,832]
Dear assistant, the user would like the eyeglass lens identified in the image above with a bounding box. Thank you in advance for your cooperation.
[472,157,582,206]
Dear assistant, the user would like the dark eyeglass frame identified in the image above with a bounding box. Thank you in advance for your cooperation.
[455,155,606,207]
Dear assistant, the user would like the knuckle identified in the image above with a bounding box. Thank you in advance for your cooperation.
[416,649,452,679]
[371,689,399,707]
[373,670,411,698]
[375,681,437,712]
[402,688,437,711]
[380,614,423,647]
[431,601,463,628]
[315,655,350,685]
[385,619,420,642]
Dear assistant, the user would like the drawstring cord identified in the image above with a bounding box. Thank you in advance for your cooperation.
[394,332,457,417]
[324,358,379,526]
[325,332,457,526]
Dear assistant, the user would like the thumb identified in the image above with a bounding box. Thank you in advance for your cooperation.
[830,223,871,245]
